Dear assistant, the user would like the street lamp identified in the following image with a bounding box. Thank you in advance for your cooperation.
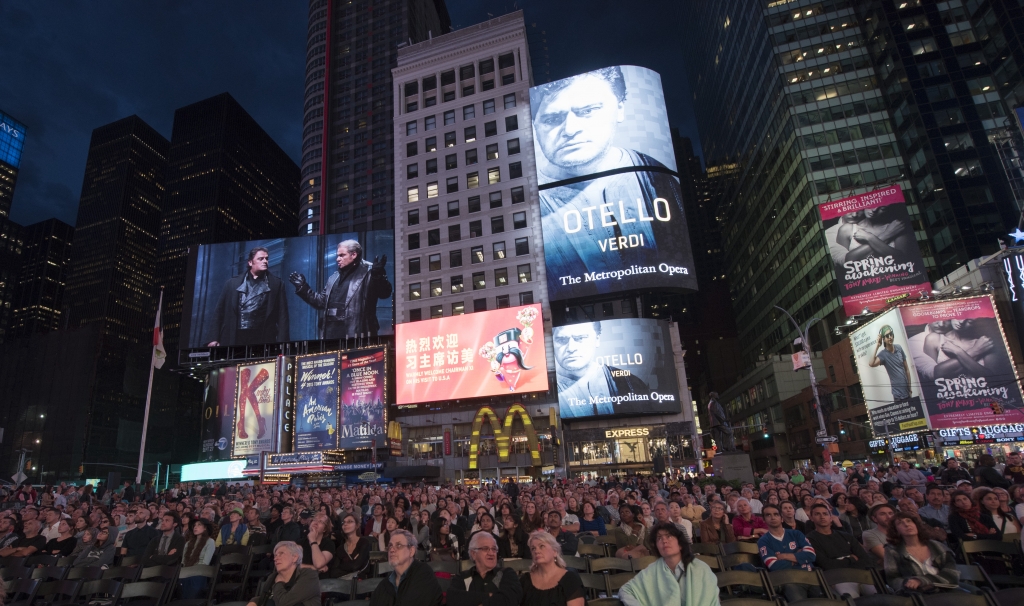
[775,305,830,464]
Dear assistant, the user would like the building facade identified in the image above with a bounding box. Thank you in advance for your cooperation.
[8,218,74,339]
[0,110,27,343]
[298,0,451,236]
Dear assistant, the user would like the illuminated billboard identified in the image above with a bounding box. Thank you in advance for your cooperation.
[820,185,930,316]
[0,110,26,169]
[201,366,236,461]
[232,360,278,457]
[529,66,696,299]
[554,318,682,419]
[396,304,547,405]
[294,353,340,452]
[852,296,1024,431]
[181,460,247,482]
[339,348,387,449]
[183,232,394,348]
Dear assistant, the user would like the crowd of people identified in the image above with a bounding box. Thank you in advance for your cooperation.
[0,453,1021,605]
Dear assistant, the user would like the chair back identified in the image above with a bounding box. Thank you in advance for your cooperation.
[722,553,762,570]
[7,578,41,605]
[56,556,75,567]
[690,542,721,556]
[578,572,608,600]
[0,556,26,568]
[919,593,990,606]
[217,553,249,568]
[716,569,770,597]
[352,577,384,600]
[118,580,170,606]
[822,567,877,591]
[563,555,588,572]
[31,565,69,581]
[501,559,532,574]
[178,564,217,580]
[578,544,606,558]
[590,557,632,573]
[49,579,84,602]
[103,566,142,582]
[459,559,474,573]
[852,595,915,606]
[993,587,1024,606]
[120,555,142,567]
[320,577,353,604]
[767,569,830,599]
[139,565,180,582]
[375,561,394,577]
[606,571,636,593]
[427,560,458,575]
[722,542,759,556]
[694,553,722,572]
[67,566,105,581]
[80,579,125,601]
[630,555,658,572]
[218,544,250,556]
[956,563,995,589]
[0,566,29,582]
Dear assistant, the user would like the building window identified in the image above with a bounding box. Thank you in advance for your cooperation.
[473,272,486,290]
[407,163,419,178]
[452,302,465,315]
[451,275,464,294]
[424,97,436,107]
[505,115,519,131]
[468,196,481,213]
[408,233,420,249]
[503,93,516,109]
[428,253,441,271]
[502,73,514,85]
[513,211,527,229]
[603,302,614,316]
[407,141,418,157]
[953,158,983,177]
[495,268,508,286]
[463,84,475,96]
[493,241,506,260]
[496,294,510,308]
[446,154,458,170]
[484,121,497,137]
[425,137,437,152]
[430,305,443,319]
[447,200,460,217]
[427,204,439,221]
[406,121,418,135]
[507,138,520,155]
[409,282,422,300]
[443,110,455,125]
[474,298,488,312]
[467,172,480,189]
[910,37,937,55]
[517,264,531,283]
[511,186,525,204]
[428,229,440,246]
[471,245,484,263]
[491,215,505,233]
[450,249,463,267]
[445,131,456,148]
[426,158,438,174]
[408,208,420,225]
[483,99,496,115]
[486,143,499,160]
[488,167,501,184]
[509,162,522,179]
[429,279,442,297]
[409,308,422,321]
[426,182,438,198]
[489,191,503,208]
[515,237,529,255]
[519,291,533,305]
[465,126,477,143]
[463,105,476,120]
[621,298,634,314]
[407,186,420,203]
[466,148,478,165]
[448,223,462,242]
[446,177,459,193]
[409,257,421,274]
[424,116,436,131]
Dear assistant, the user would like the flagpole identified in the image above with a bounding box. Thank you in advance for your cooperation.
[136,287,165,485]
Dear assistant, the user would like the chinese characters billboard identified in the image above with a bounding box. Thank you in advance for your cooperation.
[182,232,394,348]
[232,361,278,457]
[554,318,682,419]
[396,304,548,405]
[340,348,387,449]
[294,353,339,452]
[530,66,696,299]
[820,185,930,316]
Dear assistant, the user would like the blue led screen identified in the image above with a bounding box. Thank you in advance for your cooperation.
[0,111,25,169]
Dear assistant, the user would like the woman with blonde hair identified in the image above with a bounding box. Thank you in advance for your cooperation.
[520,531,585,606]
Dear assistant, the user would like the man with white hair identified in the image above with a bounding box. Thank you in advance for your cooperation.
[447,532,522,606]
[741,488,763,514]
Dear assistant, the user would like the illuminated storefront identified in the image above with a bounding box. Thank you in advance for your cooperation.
[936,424,1024,464]
[564,423,696,476]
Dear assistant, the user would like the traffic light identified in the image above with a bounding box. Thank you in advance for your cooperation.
[839,421,846,434]
[991,402,1005,415]
[763,426,769,439]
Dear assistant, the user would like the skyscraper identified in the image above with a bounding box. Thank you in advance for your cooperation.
[157,93,300,354]
[9,218,74,338]
[0,110,26,220]
[0,110,27,343]
[298,0,451,236]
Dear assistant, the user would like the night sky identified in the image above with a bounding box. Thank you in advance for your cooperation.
[0,1,697,227]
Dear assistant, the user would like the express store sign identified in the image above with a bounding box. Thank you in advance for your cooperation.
[938,424,1024,445]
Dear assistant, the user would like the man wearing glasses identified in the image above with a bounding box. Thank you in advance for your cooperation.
[369,529,441,606]
[448,532,522,606]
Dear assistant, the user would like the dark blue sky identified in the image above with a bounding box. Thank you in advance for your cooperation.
[0,1,698,227]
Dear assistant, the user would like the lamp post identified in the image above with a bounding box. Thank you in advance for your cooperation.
[774,306,831,465]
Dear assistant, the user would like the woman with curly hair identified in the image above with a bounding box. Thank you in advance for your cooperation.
[883,512,960,593]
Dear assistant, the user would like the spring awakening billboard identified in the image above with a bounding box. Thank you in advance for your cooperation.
[820,185,930,316]
[294,353,340,452]
[530,66,696,299]
[232,361,278,457]
[852,296,1024,430]
[554,318,682,419]
[182,232,394,348]
[339,348,387,449]
[396,304,547,405]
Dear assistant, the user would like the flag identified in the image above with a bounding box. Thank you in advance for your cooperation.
[153,289,166,369]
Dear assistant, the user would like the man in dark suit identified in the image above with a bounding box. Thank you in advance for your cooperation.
[142,513,185,567]
[206,246,290,347]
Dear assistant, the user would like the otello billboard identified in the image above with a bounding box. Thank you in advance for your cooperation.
[182,232,394,348]
[852,296,1024,430]
[820,185,930,316]
[396,304,547,405]
[200,366,236,461]
[554,318,682,419]
[529,66,696,299]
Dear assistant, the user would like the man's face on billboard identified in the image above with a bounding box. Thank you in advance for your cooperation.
[553,324,598,377]
[248,251,269,276]
[535,74,623,171]
[337,244,358,270]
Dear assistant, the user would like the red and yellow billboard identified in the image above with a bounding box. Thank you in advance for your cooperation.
[396,304,547,405]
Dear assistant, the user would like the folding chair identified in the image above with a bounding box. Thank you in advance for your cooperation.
[427,560,458,575]
[165,565,218,606]
[54,579,123,606]
[821,568,885,597]
[67,566,105,582]
[695,554,722,572]
[852,596,915,606]
[375,561,394,577]
[32,566,70,581]
[103,566,143,583]
[319,578,352,606]
[243,544,273,595]
[1,556,27,568]
[596,535,619,557]
[117,581,171,606]
[564,555,588,572]
[0,566,30,582]
[351,577,384,601]
[368,551,387,564]
[217,545,249,557]
[722,542,760,556]
[766,569,833,601]
[56,557,75,567]
[459,559,474,573]
[579,544,606,558]
[962,540,1024,588]
[501,558,532,575]
[5,578,42,606]
[991,587,1024,606]
[716,569,772,600]
[120,556,142,567]
[630,555,658,572]
[606,572,635,596]
[691,542,722,556]
[917,593,990,606]
[590,557,632,574]
[956,563,996,592]
[35,579,83,606]
[211,553,249,601]
[579,572,609,600]
[722,553,762,570]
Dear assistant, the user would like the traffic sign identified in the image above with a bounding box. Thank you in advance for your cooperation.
[815,435,838,444]
[815,429,827,437]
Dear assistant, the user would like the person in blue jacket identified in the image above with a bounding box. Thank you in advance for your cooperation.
[758,504,820,602]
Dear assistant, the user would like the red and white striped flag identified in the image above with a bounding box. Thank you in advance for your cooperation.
[152,289,166,369]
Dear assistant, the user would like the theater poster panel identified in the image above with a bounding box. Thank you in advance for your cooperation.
[554,318,682,419]
[294,353,340,452]
[899,296,1024,428]
[530,66,696,299]
[201,366,236,462]
[339,348,387,449]
[820,185,930,316]
[183,232,394,348]
[232,361,278,457]
[850,309,929,435]
[396,304,548,405]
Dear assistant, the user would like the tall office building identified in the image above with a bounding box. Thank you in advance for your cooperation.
[156,93,300,354]
[0,111,27,343]
[393,11,545,322]
[298,0,451,235]
[0,110,26,220]
[9,218,74,338]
